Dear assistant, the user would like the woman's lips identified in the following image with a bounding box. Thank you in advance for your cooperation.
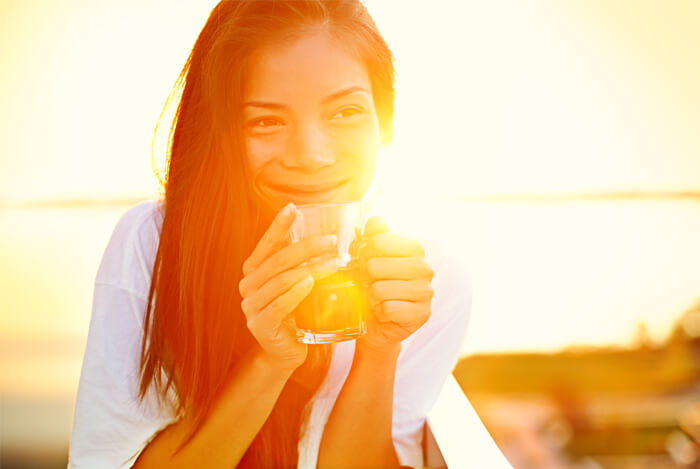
[270,179,349,192]
[266,179,350,203]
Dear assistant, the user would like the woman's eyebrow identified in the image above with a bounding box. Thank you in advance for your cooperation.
[321,85,370,104]
[243,86,370,110]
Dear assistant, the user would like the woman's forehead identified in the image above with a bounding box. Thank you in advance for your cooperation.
[242,30,372,103]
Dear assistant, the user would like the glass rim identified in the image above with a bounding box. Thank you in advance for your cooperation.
[291,200,363,209]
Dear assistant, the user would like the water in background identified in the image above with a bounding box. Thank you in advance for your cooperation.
[1,198,699,466]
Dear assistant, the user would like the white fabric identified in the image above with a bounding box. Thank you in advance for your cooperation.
[68,200,471,468]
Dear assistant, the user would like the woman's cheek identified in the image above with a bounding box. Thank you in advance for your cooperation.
[335,124,380,199]
[245,137,281,173]
[244,137,289,211]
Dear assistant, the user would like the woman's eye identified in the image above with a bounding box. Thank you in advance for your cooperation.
[331,107,364,120]
[248,117,284,130]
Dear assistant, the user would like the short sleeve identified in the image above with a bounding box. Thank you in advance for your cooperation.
[391,242,472,468]
[68,201,177,469]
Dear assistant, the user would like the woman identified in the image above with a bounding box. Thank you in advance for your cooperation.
[68,1,471,467]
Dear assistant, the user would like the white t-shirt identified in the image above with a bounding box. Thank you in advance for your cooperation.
[68,200,471,468]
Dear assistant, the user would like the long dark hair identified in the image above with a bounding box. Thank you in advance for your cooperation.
[137,1,395,467]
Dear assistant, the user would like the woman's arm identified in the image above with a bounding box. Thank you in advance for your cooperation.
[317,217,436,468]
[132,349,292,469]
[317,342,402,469]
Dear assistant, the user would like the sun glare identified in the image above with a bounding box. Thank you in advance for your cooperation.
[1,1,699,402]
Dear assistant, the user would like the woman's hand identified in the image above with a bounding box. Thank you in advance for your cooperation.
[238,204,338,372]
[357,217,434,353]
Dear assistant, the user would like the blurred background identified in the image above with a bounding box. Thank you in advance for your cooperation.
[1,0,698,468]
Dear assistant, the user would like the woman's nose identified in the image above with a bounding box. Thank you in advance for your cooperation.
[282,122,335,172]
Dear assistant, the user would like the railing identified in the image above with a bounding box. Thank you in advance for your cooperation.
[423,374,512,468]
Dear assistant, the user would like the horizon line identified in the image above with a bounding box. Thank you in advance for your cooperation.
[1,190,700,209]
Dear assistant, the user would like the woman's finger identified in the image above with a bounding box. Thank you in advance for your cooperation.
[363,216,390,238]
[242,203,296,276]
[373,300,431,327]
[364,232,424,258]
[250,275,315,332]
[366,256,434,281]
[239,234,337,296]
[368,279,433,310]
[365,313,414,343]
[242,257,339,313]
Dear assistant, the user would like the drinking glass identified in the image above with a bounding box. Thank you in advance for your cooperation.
[290,201,369,344]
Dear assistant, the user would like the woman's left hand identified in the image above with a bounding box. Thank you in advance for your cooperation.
[356,217,434,353]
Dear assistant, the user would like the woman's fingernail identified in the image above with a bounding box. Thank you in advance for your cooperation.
[310,257,340,278]
[282,202,295,217]
[300,275,314,288]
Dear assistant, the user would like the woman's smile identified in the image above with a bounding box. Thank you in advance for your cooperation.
[260,177,352,205]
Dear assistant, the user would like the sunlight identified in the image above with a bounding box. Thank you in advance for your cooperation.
[1,1,698,204]
[2,5,698,468]
[1,0,699,403]
[0,0,219,203]
[361,0,700,354]
[364,0,700,199]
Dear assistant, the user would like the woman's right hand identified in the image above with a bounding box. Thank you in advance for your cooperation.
[238,203,338,372]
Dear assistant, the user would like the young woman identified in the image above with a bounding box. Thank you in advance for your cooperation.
[68,1,471,467]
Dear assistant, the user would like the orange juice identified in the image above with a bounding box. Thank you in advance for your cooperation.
[294,263,369,344]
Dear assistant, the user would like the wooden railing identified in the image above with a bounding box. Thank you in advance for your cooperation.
[422,374,512,468]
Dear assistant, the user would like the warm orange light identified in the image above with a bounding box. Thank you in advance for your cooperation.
[1,2,699,404]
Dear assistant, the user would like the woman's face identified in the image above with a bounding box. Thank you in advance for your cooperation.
[242,31,381,211]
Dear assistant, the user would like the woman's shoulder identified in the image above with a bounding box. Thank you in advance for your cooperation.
[94,199,165,299]
[110,199,165,243]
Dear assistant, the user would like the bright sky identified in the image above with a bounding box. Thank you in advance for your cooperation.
[0,0,699,204]
[369,0,700,197]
